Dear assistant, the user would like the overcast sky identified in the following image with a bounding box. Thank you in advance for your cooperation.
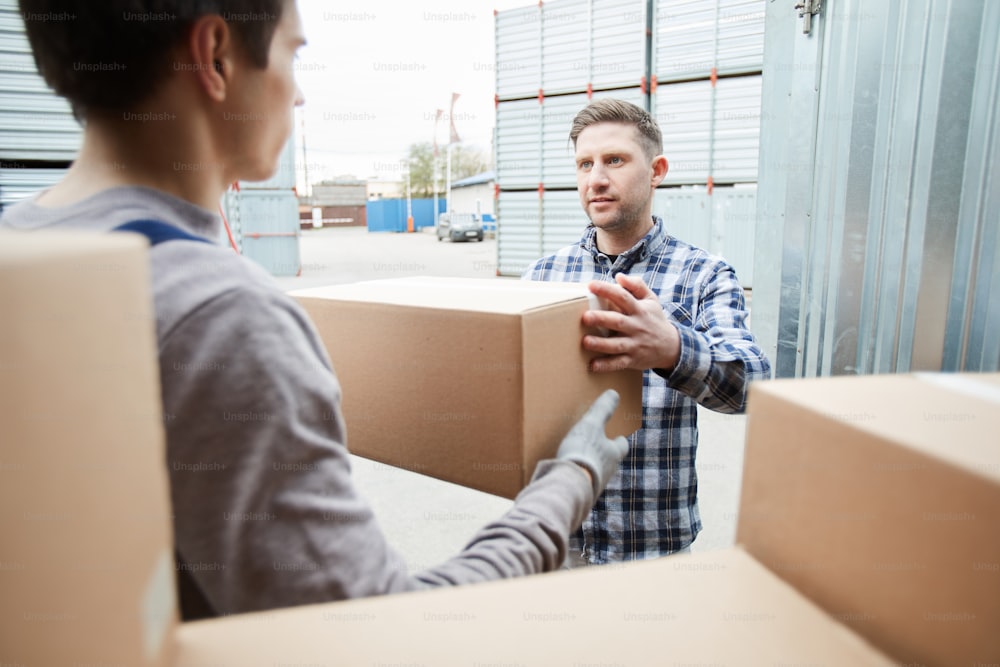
[293,0,533,188]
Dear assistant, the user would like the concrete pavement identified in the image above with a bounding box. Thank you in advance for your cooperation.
[274,224,748,570]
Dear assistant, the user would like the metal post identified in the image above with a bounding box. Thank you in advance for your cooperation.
[446,143,453,214]
[405,165,413,233]
[433,159,439,229]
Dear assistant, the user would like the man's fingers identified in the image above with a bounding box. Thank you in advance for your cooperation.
[588,279,639,315]
[615,273,655,301]
[583,331,635,358]
[582,308,629,334]
[589,355,632,373]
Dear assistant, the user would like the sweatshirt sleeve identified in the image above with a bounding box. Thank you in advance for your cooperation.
[160,285,593,617]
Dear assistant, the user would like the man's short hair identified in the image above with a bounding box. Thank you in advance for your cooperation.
[569,98,663,160]
[18,0,287,119]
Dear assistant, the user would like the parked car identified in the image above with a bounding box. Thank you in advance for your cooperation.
[436,212,484,242]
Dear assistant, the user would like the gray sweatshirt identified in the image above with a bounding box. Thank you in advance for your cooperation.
[0,186,593,618]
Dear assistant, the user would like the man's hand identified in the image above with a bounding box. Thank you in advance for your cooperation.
[582,273,681,373]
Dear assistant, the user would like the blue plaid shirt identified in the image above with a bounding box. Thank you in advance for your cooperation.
[523,216,771,562]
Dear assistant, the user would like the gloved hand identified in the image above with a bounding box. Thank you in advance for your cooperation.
[556,389,630,498]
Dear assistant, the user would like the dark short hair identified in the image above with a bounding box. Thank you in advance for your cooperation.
[569,98,663,160]
[18,0,286,119]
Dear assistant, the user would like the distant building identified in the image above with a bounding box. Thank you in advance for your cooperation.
[300,177,367,228]
[449,170,495,218]
[311,177,367,206]
[366,177,404,200]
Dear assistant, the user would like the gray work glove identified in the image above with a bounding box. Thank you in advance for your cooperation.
[556,389,630,498]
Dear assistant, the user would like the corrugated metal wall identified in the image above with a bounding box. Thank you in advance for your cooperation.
[494,0,764,283]
[653,186,756,286]
[222,189,300,276]
[0,165,62,208]
[239,138,296,191]
[753,0,1000,376]
[496,0,648,103]
[0,0,81,210]
[366,198,445,233]
[496,184,756,286]
[496,190,542,276]
[226,137,301,276]
[653,0,765,82]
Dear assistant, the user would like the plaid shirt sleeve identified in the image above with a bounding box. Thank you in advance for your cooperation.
[655,257,771,414]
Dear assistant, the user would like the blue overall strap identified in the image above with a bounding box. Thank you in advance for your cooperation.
[113,219,213,247]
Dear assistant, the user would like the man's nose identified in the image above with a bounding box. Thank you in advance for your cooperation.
[588,163,609,188]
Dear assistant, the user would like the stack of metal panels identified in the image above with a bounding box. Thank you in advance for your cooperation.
[495,0,649,277]
[652,0,765,185]
[494,0,765,285]
[0,0,81,210]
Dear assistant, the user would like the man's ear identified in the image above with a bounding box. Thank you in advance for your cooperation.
[651,155,668,187]
[187,14,233,102]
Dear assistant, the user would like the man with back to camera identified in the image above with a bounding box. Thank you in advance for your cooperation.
[1,0,630,617]
[523,98,771,565]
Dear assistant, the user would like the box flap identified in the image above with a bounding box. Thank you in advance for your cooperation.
[173,548,892,666]
[751,373,1000,484]
[290,276,594,315]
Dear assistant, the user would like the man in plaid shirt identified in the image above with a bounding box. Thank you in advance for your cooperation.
[523,99,771,564]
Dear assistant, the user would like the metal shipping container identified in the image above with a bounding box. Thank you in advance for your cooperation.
[653,79,712,184]
[498,186,756,287]
[238,137,297,191]
[494,4,542,102]
[0,1,81,162]
[496,97,543,189]
[654,185,756,287]
[0,165,62,211]
[541,88,648,189]
[753,0,1000,377]
[652,73,761,185]
[496,0,648,102]
[223,190,301,277]
[496,189,544,277]
[495,0,764,284]
[653,0,765,84]
[496,87,648,192]
[541,189,585,253]
[366,198,444,233]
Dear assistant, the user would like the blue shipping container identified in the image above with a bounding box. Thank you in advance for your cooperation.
[366,199,446,232]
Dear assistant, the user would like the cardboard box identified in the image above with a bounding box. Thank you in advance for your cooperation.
[0,235,977,667]
[292,276,644,498]
[172,547,893,666]
[737,373,1000,666]
[0,232,177,666]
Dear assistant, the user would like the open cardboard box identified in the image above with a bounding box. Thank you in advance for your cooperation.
[292,276,644,499]
[737,373,1000,666]
[1,233,995,665]
[0,233,178,666]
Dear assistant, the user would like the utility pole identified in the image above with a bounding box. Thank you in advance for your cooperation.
[445,143,452,215]
[299,107,310,199]
[405,162,413,233]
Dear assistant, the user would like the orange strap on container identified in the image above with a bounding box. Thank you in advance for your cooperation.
[218,181,240,253]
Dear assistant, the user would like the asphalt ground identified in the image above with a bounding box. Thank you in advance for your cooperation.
[274,224,749,570]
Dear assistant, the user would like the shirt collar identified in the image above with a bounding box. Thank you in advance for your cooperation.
[579,216,670,269]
